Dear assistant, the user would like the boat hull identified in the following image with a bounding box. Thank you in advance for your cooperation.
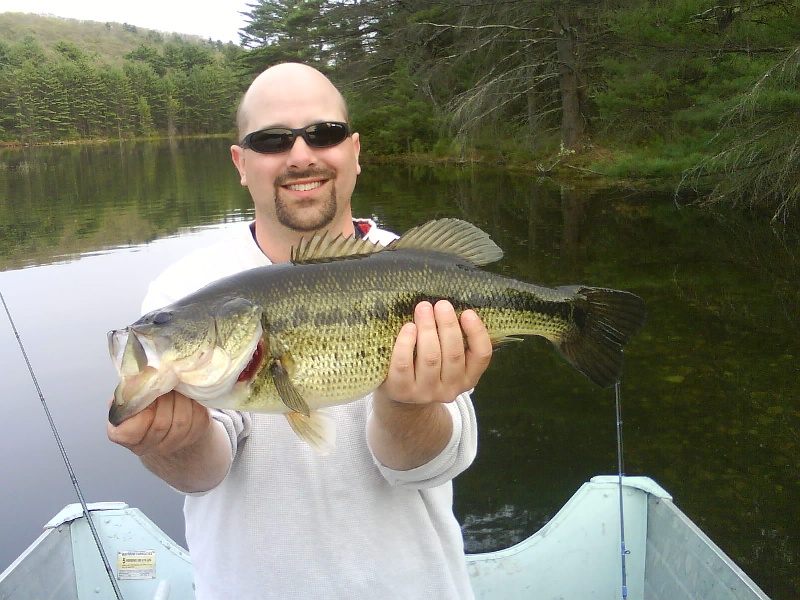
[0,477,771,600]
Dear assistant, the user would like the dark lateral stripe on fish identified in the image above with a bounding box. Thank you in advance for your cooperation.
[273,297,413,331]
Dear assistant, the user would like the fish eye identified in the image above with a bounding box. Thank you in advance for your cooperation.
[152,311,173,325]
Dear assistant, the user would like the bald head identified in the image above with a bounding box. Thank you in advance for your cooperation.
[236,63,349,139]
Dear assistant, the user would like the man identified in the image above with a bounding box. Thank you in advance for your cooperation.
[108,62,493,599]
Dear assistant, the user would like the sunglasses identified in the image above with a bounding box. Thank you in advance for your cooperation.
[240,121,351,154]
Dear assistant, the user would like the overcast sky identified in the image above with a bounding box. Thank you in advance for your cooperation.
[1,0,252,43]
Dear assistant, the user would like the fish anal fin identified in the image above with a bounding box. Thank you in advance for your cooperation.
[269,360,311,416]
[488,334,525,347]
[388,219,503,266]
[285,410,336,456]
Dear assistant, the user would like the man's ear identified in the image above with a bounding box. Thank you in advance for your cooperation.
[231,144,248,186]
[352,132,361,175]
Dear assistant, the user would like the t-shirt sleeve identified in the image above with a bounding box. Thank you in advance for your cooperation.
[180,409,251,497]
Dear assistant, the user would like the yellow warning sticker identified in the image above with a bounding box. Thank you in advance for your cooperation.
[117,550,156,580]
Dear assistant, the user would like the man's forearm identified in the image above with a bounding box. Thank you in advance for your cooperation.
[367,390,454,471]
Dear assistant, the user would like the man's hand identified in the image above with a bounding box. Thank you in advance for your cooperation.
[368,300,493,470]
[108,391,211,457]
[380,300,492,404]
[107,392,231,493]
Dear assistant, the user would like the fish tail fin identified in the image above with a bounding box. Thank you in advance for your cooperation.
[285,409,337,455]
[554,286,647,387]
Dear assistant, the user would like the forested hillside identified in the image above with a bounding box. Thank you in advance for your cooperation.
[0,12,244,141]
[0,12,232,59]
[2,2,799,219]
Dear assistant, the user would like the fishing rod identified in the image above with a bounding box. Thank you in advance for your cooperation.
[1,290,125,600]
[614,381,630,600]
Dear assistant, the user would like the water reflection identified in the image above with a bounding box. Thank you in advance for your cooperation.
[461,503,546,554]
[0,140,797,599]
[0,140,254,269]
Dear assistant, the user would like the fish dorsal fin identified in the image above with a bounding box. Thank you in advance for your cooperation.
[387,218,503,266]
[291,230,385,264]
[291,219,503,266]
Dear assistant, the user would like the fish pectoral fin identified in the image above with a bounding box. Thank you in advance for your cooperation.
[285,410,336,456]
[269,360,311,416]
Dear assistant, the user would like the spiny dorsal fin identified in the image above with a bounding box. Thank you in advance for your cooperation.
[291,230,385,264]
[387,218,503,266]
[291,218,503,266]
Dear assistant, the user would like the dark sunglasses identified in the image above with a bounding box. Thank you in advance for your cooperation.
[240,121,351,154]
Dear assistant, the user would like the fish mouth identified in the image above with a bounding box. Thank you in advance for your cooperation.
[107,319,264,426]
[108,328,180,425]
[109,364,178,426]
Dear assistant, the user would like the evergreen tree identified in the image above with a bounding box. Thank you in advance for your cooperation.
[683,45,800,221]
[98,67,138,138]
[238,0,327,75]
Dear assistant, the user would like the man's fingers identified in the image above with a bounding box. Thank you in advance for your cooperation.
[435,301,466,387]
[380,302,493,405]
[108,392,203,457]
[460,309,493,387]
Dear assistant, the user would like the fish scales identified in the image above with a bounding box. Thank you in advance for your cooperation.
[199,251,593,409]
[108,219,647,454]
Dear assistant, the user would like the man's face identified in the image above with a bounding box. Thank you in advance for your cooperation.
[231,70,361,234]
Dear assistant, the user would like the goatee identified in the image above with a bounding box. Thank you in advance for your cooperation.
[275,187,337,232]
[274,167,338,232]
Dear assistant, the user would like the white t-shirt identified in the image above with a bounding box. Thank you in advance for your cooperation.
[143,220,478,600]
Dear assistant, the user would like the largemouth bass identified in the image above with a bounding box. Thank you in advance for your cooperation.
[109,219,646,454]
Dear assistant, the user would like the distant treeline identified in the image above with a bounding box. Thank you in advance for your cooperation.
[2,2,800,219]
[0,35,244,141]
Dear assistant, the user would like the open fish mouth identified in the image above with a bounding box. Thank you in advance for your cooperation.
[109,328,161,376]
[108,328,181,425]
[107,315,263,426]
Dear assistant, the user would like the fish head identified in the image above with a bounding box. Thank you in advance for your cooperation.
[108,297,264,425]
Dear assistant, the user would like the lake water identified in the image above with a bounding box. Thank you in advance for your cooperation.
[1,139,797,598]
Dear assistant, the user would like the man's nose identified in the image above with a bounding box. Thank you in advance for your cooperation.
[285,135,317,169]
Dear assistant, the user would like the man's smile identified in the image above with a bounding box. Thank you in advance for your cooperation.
[284,179,326,192]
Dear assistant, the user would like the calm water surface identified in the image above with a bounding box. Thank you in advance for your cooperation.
[1,139,797,598]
